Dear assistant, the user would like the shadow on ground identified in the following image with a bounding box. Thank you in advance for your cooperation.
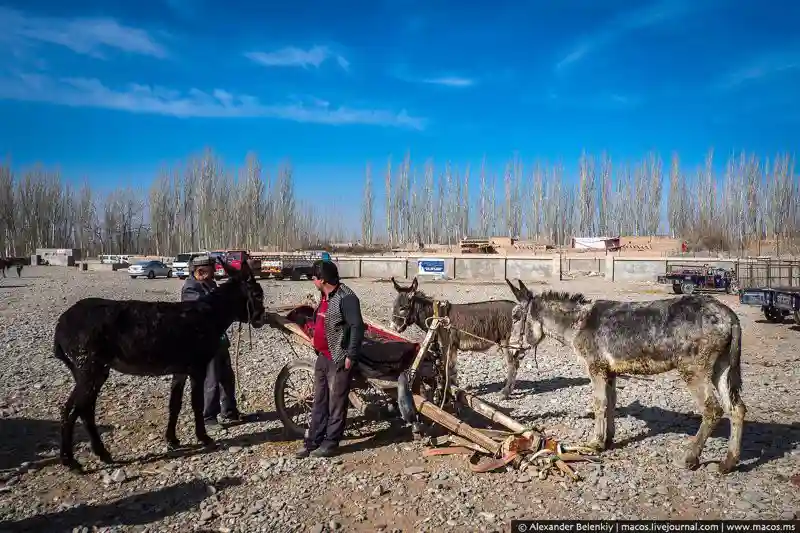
[0,417,114,473]
[466,376,590,397]
[0,477,242,532]
[608,401,800,472]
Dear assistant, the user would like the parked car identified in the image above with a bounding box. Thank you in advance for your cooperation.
[128,260,172,279]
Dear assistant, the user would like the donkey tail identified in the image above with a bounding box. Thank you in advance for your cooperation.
[715,316,743,415]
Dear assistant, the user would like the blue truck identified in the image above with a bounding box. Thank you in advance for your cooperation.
[656,264,739,295]
[739,286,800,324]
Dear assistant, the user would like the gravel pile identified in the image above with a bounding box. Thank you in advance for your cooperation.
[0,267,798,532]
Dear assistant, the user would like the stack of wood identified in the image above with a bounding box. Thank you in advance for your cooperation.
[460,238,496,254]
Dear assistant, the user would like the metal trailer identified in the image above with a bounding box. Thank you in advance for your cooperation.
[739,286,800,325]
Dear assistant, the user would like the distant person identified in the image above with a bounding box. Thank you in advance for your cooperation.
[181,255,247,426]
[296,260,365,458]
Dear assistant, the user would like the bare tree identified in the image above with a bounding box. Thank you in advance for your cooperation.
[361,163,374,245]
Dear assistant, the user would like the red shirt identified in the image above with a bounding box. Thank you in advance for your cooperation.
[312,296,331,359]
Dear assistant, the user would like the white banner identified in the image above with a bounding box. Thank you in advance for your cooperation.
[573,237,614,250]
[418,258,446,277]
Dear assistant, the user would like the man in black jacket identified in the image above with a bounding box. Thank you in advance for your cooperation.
[181,255,243,426]
[296,260,365,458]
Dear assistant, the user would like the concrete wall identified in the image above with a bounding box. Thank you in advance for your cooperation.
[326,253,799,287]
[506,257,555,280]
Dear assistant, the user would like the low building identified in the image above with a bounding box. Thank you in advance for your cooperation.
[34,248,82,267]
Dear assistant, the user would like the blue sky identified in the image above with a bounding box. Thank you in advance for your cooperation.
[0,0,798,220]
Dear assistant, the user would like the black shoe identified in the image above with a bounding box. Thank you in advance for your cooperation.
[309,444,337,458]
[204,417,220,428]
[295,446,316,459]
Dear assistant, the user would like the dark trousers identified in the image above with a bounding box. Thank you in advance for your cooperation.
[306,354,352,449]
[203,347,238,420]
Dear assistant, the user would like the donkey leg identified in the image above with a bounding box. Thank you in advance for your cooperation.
[189,372,215,447]
[587,370,613,451]
[501,348,523,399]
[76,366,112,463]
[60,386,82,470]
[719,400,746,474]
[165,374,187,450]
[681,374,723,469]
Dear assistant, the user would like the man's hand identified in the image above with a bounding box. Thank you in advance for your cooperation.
[344,358,353,370]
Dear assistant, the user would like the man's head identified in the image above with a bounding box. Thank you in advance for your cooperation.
[311,260,340,293]
[191,255,215,282]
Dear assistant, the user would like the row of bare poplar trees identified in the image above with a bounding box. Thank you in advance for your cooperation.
[364,149,800,254]
[0,149,353,257]
[0,148,797,258]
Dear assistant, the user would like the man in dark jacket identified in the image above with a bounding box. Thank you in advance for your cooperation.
[296,260,365,458]
[181,255,243,426]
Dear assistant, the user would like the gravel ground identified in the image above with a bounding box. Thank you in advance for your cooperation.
[0,267,798,533]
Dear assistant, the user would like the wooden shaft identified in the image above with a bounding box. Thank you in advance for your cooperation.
[406,321,439,386]
[412,394,501,455]
[452,386,529,435]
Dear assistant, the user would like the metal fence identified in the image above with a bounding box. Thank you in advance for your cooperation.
[735,259,800,288]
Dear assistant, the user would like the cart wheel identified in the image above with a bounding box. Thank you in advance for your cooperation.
[764,306,783,323]
[672,283,683,294]
[681,282,695,295]
[274,357,317,438]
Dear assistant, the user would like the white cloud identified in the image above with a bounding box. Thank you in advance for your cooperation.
[556,0,699,71]
[0,72,425,129]
[719,50,800,90]
[245,45,349,71]
[0,6,167,60]
[420,76,475,87]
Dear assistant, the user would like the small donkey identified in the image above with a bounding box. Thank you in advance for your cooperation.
[505,278,746,473]
[389,277,525,398]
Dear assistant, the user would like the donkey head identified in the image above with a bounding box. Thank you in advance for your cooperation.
[389,276,419,332]
[218,257,266,328]
[505,278,545,351]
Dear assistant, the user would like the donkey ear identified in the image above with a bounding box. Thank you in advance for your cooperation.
[505,278,524,301]
[240,258,253,279]
[410,276,418,292]
[391,277,403,292]
[218,257,237,279]
[517,279,533,298]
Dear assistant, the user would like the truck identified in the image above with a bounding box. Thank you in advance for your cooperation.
[740,286,800,324]
[656,264,739,295]
[213,250,262,279]
[254,250,331,281]
[170,251,209,280]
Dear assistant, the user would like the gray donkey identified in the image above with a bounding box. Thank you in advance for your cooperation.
[389,277,525,398]
[505,278,746,474]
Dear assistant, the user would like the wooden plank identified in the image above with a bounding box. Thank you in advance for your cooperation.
[265,312,314,349]
[412,394,501,455]
[452,386,533,435]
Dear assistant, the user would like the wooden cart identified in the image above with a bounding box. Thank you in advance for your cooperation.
[266,302,599,479]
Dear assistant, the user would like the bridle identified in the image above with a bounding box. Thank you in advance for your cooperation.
[394,290,432,333]
[513,297,536,352]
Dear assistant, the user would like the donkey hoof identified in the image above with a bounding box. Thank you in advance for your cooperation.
[166,438,181,451]
[679,453,700,470]
[717,453,738,475]
[198,436,216,448]
[585,439,607,452]
[60,456,83,472]
[98,452,114,464]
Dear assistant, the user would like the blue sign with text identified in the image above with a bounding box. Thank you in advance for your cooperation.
[418,259,446,275]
